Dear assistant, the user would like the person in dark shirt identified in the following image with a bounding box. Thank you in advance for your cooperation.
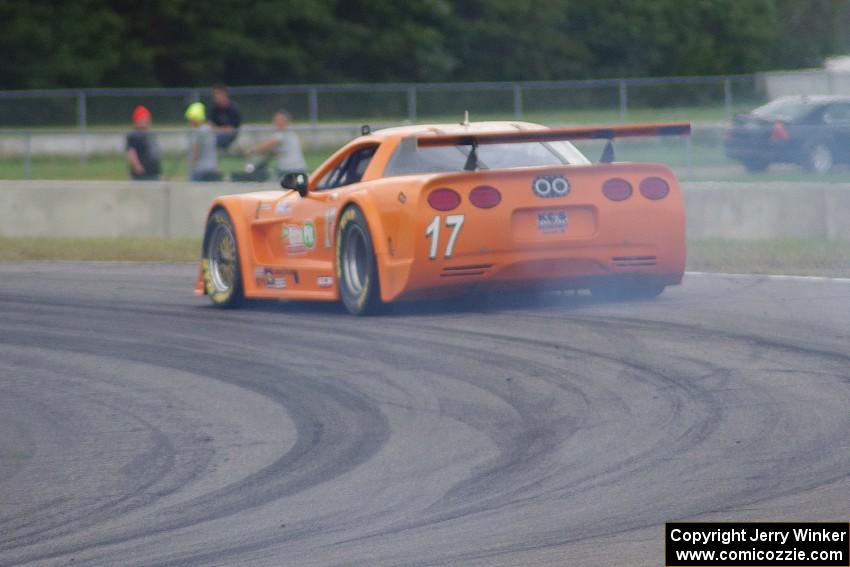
[209,84,242,149]
[126,105,161,181]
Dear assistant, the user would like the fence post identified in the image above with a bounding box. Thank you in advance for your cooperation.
[513,84,523,120]
[723,78,733,120]
[77,91,87,132]
[307,88,319,149]
[24,132,32,180]
[308,88,319,127]
[77,91,88,164]
[618,80,628,122]
[407,86,417,123]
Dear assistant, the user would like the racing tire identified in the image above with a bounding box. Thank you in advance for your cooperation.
[741,159,769,173]
[202,209,245,308]
[803,143,833,173]
[336,206,382,315]
[590,282,665,301]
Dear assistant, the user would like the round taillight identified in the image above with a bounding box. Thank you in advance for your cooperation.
[639,176,669,200]
[469,185,501,209]
[602,178,632,201]
[427,188,461,211]
[533,177,552,196]
[551,177,570,196]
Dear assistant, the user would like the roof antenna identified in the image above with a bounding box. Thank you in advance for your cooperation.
[461,110,470,127]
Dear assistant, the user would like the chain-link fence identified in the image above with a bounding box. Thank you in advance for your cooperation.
[0,75,764,129]
[1,72,847,181]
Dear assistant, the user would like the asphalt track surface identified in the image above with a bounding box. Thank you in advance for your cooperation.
[1,262,849,567]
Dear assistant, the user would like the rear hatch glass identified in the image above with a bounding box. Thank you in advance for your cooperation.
[750,99,812,121]
[384,140,590,177]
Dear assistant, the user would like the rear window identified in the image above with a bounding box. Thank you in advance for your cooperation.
[752,99,812,121]
[383,140,590,177]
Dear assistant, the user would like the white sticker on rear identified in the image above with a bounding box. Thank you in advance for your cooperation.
[538,210,567,233]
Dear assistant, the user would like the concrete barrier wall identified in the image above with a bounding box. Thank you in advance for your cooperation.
[684,182,850,241]
[1,180,849,241]
[0,181,250,238]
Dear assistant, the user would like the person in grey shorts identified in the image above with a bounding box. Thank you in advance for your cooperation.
[185,102,221,182]
[245,110,307,178]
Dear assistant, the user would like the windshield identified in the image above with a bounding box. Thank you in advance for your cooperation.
[751,98,812,121]
[383,140,590,177]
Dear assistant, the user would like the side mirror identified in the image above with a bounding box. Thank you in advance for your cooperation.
[281,172,309,197]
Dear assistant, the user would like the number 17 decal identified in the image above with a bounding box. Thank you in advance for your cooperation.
[425,214,465,259]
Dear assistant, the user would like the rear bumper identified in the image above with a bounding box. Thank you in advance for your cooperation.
[382,244,685,302]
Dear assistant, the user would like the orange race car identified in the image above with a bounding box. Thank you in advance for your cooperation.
[195,120,690,314]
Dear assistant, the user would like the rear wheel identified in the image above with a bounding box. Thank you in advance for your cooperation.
[804,143,833,173]
[336,206,382,315]
[202,209,244,308]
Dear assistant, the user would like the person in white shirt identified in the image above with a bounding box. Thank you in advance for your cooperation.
[245,110,307,179]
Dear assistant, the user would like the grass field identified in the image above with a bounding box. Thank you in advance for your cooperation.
[686,240,850,278]
[1,237,847,278]
[0,151,334,181]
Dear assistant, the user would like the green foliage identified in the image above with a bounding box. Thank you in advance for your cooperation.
[769,0,850,67]
[0,0,127,88]
[571,0,778,77]
[0,0,848,89]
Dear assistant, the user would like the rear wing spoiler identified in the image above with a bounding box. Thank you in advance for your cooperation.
[405,122,691,168]
[414,122,691,147]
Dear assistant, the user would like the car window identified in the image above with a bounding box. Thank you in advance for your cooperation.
[316,145,378,190]
[822,104,850,123]
[383,140,590,177]
[752,99,812,121]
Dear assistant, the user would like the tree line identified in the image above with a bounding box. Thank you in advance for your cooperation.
[1,0,848,90]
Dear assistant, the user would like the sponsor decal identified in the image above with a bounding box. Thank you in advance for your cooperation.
[275,201,292,215]
[317,276,333,288]
[537,210,567,233]
[255,267,288,289]
[282,221,316,255]
[303,221,316,249]
[282,224,306,255]
[259,202,273,211]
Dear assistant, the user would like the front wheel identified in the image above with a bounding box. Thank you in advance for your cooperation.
[202,209,244,308]
[336,206,382,315]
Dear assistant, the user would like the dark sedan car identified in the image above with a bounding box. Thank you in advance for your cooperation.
[724,96,850,173]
